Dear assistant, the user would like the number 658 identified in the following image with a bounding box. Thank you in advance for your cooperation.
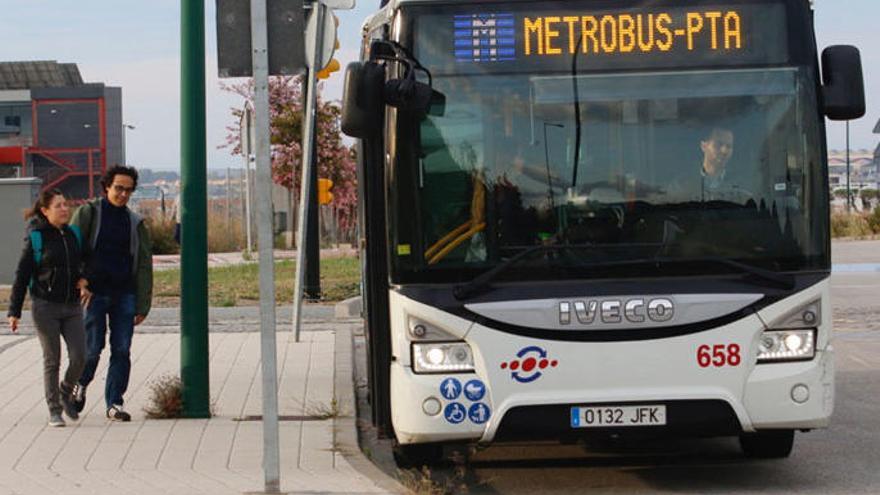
[697,344,742,368]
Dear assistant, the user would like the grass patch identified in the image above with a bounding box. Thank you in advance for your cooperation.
[153,256,360,307]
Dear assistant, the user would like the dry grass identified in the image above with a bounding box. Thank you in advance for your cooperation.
[304,397,345,420]
[142,374,184,419]
[397,465,470,495]
[831,211,877,239]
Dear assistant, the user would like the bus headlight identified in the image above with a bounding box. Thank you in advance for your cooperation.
[757,329,815,363]
[412,342,475,373]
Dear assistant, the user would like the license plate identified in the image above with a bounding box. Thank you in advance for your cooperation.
[571,405,667,428]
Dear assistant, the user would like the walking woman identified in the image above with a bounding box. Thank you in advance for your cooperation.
[6,189,91,427]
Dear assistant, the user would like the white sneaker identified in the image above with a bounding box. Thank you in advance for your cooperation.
[106,404,131,422]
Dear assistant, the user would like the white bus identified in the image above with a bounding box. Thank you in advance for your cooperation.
[341,0,865,467]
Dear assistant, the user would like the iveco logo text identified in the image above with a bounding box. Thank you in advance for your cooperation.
[559,298,674,325]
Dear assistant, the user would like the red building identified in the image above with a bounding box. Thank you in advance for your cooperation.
[0,61,124,199]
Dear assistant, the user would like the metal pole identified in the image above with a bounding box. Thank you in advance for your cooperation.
[244,156,253,251]
[226,167,232,228]
[846,121,851,213]
[180,0,210,418]
[241,167,247,247]
[293,2,327,342]
[305,137,321,300]
[250,0,280,491]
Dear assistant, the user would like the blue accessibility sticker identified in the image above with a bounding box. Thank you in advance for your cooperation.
[468,402,491,424]
[444,402,467,424]
[463,379,486,401]
[440,377,462,400]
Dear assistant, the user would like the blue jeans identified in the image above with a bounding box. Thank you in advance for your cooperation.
[78,292,136,409]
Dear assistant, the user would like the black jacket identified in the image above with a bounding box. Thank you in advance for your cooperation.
[7,218,84,318]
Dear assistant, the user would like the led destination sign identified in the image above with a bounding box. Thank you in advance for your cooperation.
[523,11,744,57]
[417,3,788,73]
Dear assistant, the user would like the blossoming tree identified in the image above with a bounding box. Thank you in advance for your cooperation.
[222,76,357,238]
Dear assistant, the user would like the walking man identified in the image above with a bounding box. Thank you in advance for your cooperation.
[72,165,153,421]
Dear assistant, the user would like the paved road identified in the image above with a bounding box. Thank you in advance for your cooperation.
[357,241,880,494]
[439,326,880,495]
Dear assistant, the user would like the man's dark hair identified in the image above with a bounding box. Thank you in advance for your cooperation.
[704,127,733,142]
[100,164,139,193]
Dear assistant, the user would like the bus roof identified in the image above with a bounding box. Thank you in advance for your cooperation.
[362,0,815,34]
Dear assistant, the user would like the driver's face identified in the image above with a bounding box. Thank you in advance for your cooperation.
[701,130,734,169]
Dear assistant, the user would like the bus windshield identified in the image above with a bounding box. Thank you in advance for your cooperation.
[390,0,827,284]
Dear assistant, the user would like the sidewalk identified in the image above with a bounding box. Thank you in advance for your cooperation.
[0,319,403,494]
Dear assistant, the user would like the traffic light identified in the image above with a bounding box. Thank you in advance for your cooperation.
[317,58,340,79]
[317,15,341,80]
[317,178,334,204]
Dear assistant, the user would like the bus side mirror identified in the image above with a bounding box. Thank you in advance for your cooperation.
[384,78,431,113]
[821,45,866,121]
[384,80,446,117]
[341,61,386,139]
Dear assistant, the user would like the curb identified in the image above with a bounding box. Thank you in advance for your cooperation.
[335,296,363,319]
[334,321,408,494]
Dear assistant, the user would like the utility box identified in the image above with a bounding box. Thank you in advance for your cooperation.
[0,178,42,284]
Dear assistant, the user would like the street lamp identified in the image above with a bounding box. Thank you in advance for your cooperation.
[543,122,565,210]
[122,124,136,165]
[846,121,851,213]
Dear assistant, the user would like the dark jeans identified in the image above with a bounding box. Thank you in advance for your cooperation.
[31,298,86,415]
[78,292,136,409]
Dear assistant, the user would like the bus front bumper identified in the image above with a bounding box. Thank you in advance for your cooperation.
[390,348,834,445]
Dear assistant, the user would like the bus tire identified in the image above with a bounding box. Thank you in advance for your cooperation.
[392,442,444,468]
[739,430,795,459]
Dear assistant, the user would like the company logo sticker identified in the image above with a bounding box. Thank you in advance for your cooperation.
[444,402,467,424]
[439,377,462,400]
[468,402,491,424]
[500,346,558,383]
[463,379,486,401]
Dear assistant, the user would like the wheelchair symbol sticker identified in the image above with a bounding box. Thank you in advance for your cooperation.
[463,379,486,401]
[444,402,467,424]
[440,377,462,400]
[468,403,491,424]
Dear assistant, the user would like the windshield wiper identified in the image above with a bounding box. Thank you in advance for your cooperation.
[572,255,795,290]
[452,250,795,301]
[453,244,571,300]
[655,256,796,290]
[453,243,642,300]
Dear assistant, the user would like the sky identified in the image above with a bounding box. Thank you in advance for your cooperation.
[1,0,878,171]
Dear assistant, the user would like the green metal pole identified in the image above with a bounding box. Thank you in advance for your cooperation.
[180,0,210,418]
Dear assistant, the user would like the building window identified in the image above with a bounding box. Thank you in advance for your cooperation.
[4,116,21,127]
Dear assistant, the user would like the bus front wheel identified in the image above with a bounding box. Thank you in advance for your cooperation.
[392,442,444,468]
[739,430,795,459]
